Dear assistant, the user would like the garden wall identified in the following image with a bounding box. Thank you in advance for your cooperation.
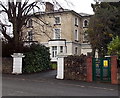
[2,57,13,74]
[64,55,87,81]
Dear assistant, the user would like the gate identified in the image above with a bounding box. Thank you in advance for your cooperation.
[92,57,111,82]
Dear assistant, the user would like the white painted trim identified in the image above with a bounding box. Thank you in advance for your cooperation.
[74,29,79,41]
[54,16,61,25]
[53,28,61,39]
[83,19,89,27]
[74,17,78,26]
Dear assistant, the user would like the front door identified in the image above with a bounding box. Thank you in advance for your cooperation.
[92,57,111,82]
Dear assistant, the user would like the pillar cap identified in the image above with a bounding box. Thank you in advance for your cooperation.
[11,53,25,58]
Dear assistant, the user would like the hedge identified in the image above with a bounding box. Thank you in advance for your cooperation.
[23,44,51,73]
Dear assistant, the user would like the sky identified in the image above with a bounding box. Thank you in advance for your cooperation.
[44,0,96,14]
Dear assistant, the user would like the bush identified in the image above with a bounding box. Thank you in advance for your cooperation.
[50,62,57,70]
[23,44,51,73]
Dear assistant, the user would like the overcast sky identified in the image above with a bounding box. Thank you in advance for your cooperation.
[44,0,96,14]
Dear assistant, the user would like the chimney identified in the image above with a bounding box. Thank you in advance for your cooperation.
[45,2,54,12]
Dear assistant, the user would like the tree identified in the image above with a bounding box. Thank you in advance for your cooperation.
[88,2,119,57]
[107,36,120,57]
[0,0,42,52]
[0,0,43,51]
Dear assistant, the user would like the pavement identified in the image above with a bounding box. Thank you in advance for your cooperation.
[2,70,120,96]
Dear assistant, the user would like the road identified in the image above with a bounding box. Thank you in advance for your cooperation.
[2,70,119,96]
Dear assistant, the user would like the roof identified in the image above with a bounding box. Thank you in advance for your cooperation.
[79,13,94,17]
[34,9,92,18]
[79,13,92,17]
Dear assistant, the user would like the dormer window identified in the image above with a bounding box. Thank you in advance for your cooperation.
[83,19,89,27]
[75,17,78,26]
[54,17,61,24]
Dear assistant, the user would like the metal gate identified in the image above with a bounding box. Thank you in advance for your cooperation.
[92,57,111,82]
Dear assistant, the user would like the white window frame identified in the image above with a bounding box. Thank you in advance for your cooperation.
[52,46,57,58]
[74,29,78,41]
[83,19,89,27]
[60,46,63,53]
[54,28,61,39]
[27,30,33,41]
[75,17,78,26]
[75,47,78,55]
[54,16,61,24]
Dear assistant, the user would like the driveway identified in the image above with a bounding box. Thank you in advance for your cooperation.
[2,70,119,96]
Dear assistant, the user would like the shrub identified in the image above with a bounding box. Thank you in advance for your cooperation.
[23,44,51,73]
[50,62,57,70]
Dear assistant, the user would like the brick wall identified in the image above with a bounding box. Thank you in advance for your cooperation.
[2,57,13,74]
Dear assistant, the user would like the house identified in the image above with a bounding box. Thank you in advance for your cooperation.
[23,2,92,62]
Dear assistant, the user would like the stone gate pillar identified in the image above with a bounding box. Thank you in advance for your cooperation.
[11,53,25,74]
[56,54,67,79]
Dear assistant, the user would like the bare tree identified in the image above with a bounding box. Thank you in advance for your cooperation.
[0,0,70,52]
[0,0,42,51]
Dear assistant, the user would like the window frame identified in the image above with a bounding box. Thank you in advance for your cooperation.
[54,16,61,25]
[83,19,89,27]
[75,17,78,26]
[75,47,78,55]
[28,30,33,41]
[52,46,57,58]
[54,28,61,39]
[27,19,33,28]
[74,29,78,41]
[60,46,63,53]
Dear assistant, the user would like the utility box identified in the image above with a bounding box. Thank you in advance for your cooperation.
[11,53,25,74]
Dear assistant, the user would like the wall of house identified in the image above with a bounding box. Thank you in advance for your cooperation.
[81,43,92,55]
[33,12,74,43]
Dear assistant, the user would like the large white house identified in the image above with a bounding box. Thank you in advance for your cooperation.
[24,2,92,62]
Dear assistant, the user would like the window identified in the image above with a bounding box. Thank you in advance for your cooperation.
[83,31,88,42]
[83,20,88,27]
[75,17,78,26]
[54,28,61,39]
[27,19,33,27]
[60,46,63,53]
[75,47,78,55]
[52,46,57,57]
[55,17,61,24]
[28,31,33,41]
[74,29,78,41]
